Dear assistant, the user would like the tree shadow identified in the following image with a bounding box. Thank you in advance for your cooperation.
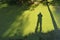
[0,0,59,40]
[39,0,58,30]
[50,11,58,30]
[0,3,31,39]
[47,4,58,30]
[23,29,60,40]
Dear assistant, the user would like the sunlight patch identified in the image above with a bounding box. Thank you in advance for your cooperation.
[0,3,8,8]
[2,4,56,37]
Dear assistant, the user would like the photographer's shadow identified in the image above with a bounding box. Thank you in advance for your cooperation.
[35,13,43,33]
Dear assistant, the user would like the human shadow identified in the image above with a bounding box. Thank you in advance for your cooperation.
[24,12,59,40]
[35,13,43,33]
[23,11,60,40]
[17,0,60,40]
